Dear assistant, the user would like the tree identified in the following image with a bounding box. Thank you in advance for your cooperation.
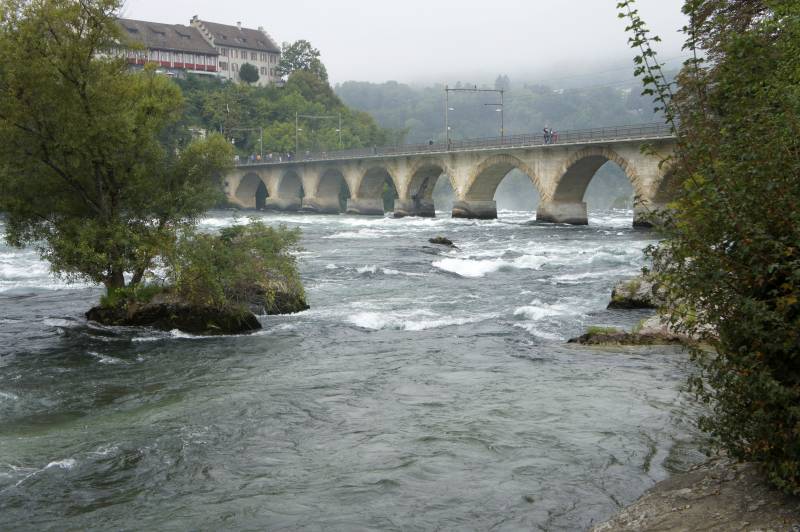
[239,62,259,84]
[619,0,800,493]
[0,0,233,293]
[494,74,510,92]
[276,39,328,82]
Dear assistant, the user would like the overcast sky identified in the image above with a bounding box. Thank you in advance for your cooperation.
[121,0,688,86]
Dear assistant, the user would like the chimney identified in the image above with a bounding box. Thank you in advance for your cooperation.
[237,21,242,30]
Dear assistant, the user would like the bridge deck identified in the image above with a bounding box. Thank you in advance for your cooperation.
[235,122,674,168]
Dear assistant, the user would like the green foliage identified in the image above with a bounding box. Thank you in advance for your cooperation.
[0,0,233,292]
[276,39,328,82]
[239,63,260,84]
[620,0,800,493]
[169,221,304,311]
[100,284,165,309]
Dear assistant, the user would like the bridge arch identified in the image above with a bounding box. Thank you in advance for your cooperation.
[551,146,646,204]
[315,168,351,212]
[465,154,544,202]
[278,169,304,198]
[234,172,269,210]
[355,165,399,200]
[406,158,457,201]
[267,169,304,211]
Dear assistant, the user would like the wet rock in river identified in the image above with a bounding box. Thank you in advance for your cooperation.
[429,236,456,248]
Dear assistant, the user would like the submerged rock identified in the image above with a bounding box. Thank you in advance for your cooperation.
[429,236,456,248]
[607,276,663,309]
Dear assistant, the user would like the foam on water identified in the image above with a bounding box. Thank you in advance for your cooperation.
[432,252,547,278]
[356,265,378,275]
[45,459,77,471]
[347,309,493,331]
[87,351,126,365]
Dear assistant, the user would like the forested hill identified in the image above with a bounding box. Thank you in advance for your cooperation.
[335,77,660,143]
[175,72,403,159]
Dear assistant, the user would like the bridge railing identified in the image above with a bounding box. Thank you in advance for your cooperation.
[237,122,673,166]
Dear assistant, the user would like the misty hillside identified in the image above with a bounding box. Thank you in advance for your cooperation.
[335,77,659,144]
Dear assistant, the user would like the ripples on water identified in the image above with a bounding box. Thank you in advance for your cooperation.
[0,210,704,530]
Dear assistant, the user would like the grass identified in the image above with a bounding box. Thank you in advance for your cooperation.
[586,325,622,336]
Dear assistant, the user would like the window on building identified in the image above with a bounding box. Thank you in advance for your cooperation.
[251,52,257,60]
[220,61,228,71]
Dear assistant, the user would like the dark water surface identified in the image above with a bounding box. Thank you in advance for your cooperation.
[0,210,703,531]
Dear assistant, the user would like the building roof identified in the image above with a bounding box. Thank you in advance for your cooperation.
[117,18,218,55]
[196,20,280,53]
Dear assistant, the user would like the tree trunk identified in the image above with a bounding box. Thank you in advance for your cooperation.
[105,269,126,293]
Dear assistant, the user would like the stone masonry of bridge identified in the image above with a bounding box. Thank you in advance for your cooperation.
[223,134,676,226]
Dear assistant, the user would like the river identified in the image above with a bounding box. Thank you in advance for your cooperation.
[0,209,703,531]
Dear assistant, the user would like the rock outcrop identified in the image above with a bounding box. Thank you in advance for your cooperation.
[608,276,663,309]
[87,295,261,336]
[247,281,310,316]
[87,283,309,336]
[591,457,800,531]
[568,316,692,346]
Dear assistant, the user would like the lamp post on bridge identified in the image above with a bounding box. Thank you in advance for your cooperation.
[295,111,343,157]
[444,85,506,149]
[228,127,264,160]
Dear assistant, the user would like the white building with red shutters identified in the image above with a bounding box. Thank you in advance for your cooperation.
[190,17,282,86]
[116,17,281,85]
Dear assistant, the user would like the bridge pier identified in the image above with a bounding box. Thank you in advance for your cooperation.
[452,200,497,220]
[301,196,341,214]
[346,198,384,216]
[536,200,588,225]
[265,198,301,211]
[394,199,435,218]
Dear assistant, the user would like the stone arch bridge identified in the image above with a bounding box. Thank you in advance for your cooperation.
[223,123,676,226]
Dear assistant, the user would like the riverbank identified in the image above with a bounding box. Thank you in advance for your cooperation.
[592,457,800,531]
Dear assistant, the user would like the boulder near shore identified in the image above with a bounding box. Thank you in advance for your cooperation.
[607,276,663,309]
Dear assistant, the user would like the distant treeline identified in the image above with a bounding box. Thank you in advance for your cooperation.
[335,76,662,143]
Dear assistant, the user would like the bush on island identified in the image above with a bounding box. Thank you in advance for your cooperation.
[88,222,308,335]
